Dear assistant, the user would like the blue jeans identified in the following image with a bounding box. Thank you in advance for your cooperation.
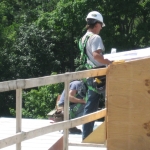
[82,88,100,140]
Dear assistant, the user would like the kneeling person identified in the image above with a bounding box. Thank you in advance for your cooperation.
[58,80,87,134]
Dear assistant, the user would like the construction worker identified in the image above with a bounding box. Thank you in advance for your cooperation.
[79,11,113,140]
[58,80,87,134]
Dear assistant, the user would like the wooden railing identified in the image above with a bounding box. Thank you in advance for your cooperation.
[0,68,107,150]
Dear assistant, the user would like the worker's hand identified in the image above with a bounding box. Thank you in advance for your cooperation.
[81,99,86,104]
[112,60,125,64]
[109,60,114,65]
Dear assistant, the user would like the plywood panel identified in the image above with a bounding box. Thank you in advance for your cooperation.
[82,122,106,144]
[106,58,150,150]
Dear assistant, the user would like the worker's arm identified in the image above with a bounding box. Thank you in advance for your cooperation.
[93,50,112,65]
[69,90,86,104]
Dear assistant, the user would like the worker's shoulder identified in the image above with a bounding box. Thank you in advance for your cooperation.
[70,80,82,85]
[87,34,102,43]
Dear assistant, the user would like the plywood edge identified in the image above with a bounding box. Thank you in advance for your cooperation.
[82,121,106,144]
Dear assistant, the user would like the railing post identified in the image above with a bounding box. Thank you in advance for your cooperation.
[63,75,70,150]
[16,88,22,150]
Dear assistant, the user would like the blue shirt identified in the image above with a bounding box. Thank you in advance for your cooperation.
[58,81,82,106]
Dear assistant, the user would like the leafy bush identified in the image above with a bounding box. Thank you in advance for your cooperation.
[10,82,64,119]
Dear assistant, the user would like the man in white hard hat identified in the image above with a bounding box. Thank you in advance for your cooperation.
[79,11,112,140]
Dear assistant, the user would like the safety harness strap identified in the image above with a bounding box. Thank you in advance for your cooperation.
[79,34,96,69]
[78,34,105,94]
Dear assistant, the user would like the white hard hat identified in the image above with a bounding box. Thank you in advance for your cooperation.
[86,11,105,27]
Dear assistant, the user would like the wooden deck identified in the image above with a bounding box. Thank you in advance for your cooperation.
[0,118,106,150]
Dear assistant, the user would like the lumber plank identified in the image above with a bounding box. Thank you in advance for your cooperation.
[0,68,107,92]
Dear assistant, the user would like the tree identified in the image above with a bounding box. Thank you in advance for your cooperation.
[1,0,150,118]
[10,23,62,79]
[10,81,64,119]
[0,0,61,117]
[101,0,150,51]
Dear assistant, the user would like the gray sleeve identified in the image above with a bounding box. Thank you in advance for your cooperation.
[70,81,81,91]
[91,35,105,53]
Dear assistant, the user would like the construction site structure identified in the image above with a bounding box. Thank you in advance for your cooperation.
[0,47,150,150]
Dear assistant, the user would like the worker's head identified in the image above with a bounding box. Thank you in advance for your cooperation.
[86,11,105,34]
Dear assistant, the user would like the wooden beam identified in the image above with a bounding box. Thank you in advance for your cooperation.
[69,142,106,147]
[63,79,70,150]
[0,68,107,92]
[16,89,22,150]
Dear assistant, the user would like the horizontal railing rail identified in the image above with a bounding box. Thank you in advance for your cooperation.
[0,68,107,92]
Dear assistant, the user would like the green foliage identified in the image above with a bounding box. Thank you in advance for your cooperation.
[101,0,150,51]
[10,23,61,79]
[1,0,150,118]
[0,91,16,117]
[10,81,64,119]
